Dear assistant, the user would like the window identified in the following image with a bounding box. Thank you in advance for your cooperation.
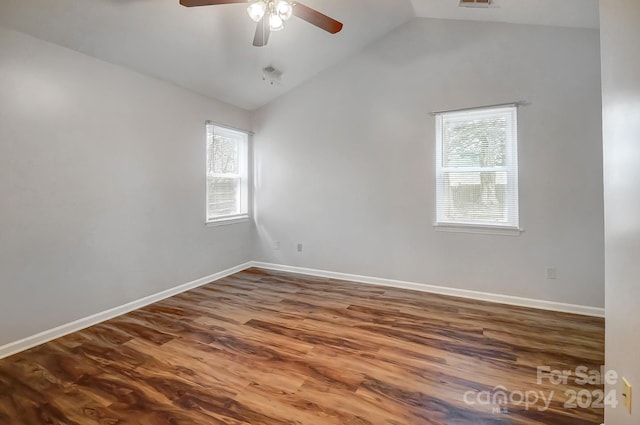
[206,122,249,224]
[435,106,519,230]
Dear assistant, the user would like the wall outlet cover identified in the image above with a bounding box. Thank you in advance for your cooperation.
[546,267,557,279]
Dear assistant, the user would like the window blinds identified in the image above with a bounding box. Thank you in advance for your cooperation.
[435,106,519,228]
[206,123,248,221]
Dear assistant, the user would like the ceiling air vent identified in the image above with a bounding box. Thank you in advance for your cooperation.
[459,0,493,7]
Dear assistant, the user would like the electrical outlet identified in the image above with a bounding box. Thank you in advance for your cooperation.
[623,377,632,414]
[297,243,303,253]
[272,240,280,250]
[545,267,557,280]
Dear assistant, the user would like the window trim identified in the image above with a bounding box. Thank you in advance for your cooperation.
[205,122,250,226]
[434,105,520,232]
[205,215,250,227]
[433,223,523,236]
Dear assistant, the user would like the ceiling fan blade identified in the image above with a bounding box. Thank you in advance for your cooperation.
[180,0,247,7]
[253,15,270,47]
[292,2,343,34]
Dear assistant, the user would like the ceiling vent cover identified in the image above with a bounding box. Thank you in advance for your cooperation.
[459,0,493,7]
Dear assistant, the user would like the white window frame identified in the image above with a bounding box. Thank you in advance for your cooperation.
[434,105,520,234]
[205,122,249,226]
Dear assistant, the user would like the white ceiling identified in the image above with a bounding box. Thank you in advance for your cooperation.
[0,0,415,110]
[0,0,599,110]
[411,0,600,30]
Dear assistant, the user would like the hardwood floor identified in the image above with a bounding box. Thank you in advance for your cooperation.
[0,268,604,424]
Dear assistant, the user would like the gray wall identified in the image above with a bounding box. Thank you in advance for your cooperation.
[0,16,608,349]
[0,27,253,346]
[600,0,640,422]
[252,18,605,308]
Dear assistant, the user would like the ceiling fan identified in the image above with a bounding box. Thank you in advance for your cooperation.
[179,0,344,47]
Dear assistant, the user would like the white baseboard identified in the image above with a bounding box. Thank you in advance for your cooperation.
[0,260,604,359]
[250,261,605,318]
[0,262,253,360]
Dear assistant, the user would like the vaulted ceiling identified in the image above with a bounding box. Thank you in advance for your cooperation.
[0,0,599,110]
[412,0,599,29]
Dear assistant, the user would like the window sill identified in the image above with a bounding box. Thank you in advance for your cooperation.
[206,215,250,227]
[434,223,523,236]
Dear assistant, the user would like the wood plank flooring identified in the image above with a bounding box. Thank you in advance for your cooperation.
[0,268,605,424]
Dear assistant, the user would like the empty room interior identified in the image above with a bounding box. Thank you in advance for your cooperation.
[0,0,638,424]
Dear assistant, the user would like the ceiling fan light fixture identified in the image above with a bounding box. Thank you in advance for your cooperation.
[247,0,267,22]
[276,0,293,21]
[269,12,284,31]
[181,0,343,47]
